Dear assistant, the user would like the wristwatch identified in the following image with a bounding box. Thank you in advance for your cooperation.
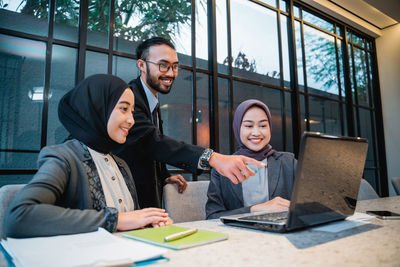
[199,148,214,169]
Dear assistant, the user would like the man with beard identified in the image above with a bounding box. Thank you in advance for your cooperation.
[115,37,265,209]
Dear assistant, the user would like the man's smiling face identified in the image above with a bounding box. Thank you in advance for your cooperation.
[138,44,179,95]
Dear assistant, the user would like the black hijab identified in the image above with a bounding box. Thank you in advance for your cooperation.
[58,74,130,154]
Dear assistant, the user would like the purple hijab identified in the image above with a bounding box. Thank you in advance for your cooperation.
[233,99,275,161]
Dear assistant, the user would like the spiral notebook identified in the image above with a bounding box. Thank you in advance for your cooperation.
[123,225,228,250]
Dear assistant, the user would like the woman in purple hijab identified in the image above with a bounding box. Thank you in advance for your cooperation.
[206,99,297,219]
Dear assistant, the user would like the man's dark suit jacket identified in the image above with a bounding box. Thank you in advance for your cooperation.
[114,77,204,208]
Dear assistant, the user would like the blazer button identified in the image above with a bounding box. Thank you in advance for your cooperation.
[111,176,116,181]
[118,199,122,204]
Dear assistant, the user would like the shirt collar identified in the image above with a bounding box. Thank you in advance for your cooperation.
[140,77,158,113]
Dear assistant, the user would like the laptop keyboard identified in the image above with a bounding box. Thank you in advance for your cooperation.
[239,211,289,223]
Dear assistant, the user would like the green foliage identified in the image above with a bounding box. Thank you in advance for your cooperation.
[54,0,79,27]
[17,0,191,41]
[114,0,191,41]
[303,29,338,92]
[21,0,48,18]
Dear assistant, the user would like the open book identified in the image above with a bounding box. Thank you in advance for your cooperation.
[1,228,166,267]
[124,225,228,250]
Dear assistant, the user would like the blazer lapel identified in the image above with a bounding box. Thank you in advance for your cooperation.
[225,178,244,206]
[134,78,152,119]
[268,156,281,198]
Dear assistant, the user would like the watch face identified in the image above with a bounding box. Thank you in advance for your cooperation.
[200,149,213,168]
[201,157,209,168]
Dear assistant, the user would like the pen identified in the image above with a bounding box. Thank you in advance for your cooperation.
[164,228,198,242]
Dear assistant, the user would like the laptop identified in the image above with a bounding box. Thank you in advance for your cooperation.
[220,131,369,233]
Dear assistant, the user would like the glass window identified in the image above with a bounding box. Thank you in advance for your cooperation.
[285,91,293,152]
[353,47,370,106]
[216,0,229,74]
[113,2,138,55]
[367,52,374,108]
[196,73,209,148]
[279,0,287,12]
[308,97,342,135]
[231,0,280,87]
[53,0,80,42]
[302,10,334,33]
[112,56,138,83]
[352,33,364,47]
[112,0,192,65]
[281,15,291,88]
[359,108,376,169]
[337,39,345,98]
[0,174,33,188]
[335,25,341,36]
[299,94,307,132]
[233,81,283,151]
[87,0,109,48]
[346,31,352,43]
[196,0,208,69]
[353,107,359,137]
[303,24,339,98]
[341,104,348,136]
[348,44,356,104]
[0,151,38,170]
[85,51,108,77]
[295,20,305,89]
[0,35,46,153]
[218,78,231,154]
[293,5,300,18]
[0,0,48,36]
[47,45,78,146]
[158,68,192,145]
[259,0,276,8]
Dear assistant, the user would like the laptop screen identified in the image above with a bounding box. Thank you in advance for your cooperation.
[287,132,368,230]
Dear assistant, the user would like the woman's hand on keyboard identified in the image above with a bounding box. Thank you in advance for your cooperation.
[250,197,290,213]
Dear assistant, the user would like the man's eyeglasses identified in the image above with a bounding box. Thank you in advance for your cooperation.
[145,60,179,72]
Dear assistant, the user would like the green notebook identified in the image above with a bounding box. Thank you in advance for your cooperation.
[123,225,228,250]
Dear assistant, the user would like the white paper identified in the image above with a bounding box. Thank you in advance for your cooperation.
[3,228,167,267]
[312,212,375,233]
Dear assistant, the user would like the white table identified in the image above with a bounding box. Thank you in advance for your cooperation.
[155,196,400,267]
[1,196,399,267]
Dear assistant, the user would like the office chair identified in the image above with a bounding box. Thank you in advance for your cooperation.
[163,181,210,223]
[357,179,379,200]
[391,177,400,195]
[0,184,25,238]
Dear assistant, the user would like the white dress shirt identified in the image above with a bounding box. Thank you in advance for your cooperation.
[88,147,135,212]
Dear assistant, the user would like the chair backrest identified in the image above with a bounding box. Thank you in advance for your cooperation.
[0,184,25,238]
[391,177,400,195]
[163,181,210,223]
[357,179,379,200]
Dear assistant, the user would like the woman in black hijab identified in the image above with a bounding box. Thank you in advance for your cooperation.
[5,74,172,238]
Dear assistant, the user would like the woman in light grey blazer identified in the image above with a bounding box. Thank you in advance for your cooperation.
[4,74,172,238]
[206,100,297,219]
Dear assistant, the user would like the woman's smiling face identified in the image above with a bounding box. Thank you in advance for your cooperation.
[240,106,271,152]
[107,88,135,144]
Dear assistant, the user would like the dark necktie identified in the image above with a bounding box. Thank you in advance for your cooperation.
[152,103,160,129]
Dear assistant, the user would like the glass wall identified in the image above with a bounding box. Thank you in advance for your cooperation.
[0,0,387,195]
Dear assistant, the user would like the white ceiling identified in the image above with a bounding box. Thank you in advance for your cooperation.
[329,0,399,29]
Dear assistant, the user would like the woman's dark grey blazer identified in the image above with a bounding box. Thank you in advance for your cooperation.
[206,151,297,219]
[4,139,139,238]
